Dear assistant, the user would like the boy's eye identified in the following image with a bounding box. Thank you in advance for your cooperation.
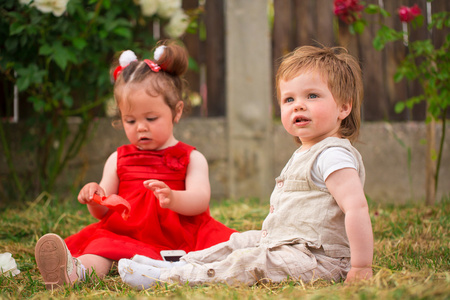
[285,97,294,103]
[308,94,318,99]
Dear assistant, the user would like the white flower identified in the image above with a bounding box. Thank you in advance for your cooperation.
[0,253,20,277]
[164,9,189,38]
[138,0,159,17]
[157,0,181,19]
[29,0,70,17]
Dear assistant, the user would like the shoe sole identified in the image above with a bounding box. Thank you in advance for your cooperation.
[35,233,70,290]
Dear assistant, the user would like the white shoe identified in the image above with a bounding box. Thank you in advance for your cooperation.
[131,254,186,268]
[119,259,161,290]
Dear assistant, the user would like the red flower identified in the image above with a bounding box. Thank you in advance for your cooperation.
[163,147,189,171]
[398,4,422,23]
[333,0,364,24]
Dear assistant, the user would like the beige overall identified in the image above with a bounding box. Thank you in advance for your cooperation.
[160,137,365,286]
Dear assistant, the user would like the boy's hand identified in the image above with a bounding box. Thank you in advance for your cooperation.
[144,180,174,209]
[345,266,373,283]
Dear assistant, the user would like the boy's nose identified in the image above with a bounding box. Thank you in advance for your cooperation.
[294,101,306,111]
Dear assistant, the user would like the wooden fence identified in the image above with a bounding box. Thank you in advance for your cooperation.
[182,0,449,121]
[2,0,448,121]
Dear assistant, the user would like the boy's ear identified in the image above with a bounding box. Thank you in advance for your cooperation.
[339,102,352,120]
[174,101,184,123]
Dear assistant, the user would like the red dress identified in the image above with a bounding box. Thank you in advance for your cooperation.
[65,142,237,261]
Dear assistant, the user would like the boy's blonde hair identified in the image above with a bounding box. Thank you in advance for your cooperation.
[275,45,363,143]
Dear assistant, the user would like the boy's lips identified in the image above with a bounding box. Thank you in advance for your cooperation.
[293,115,311,124]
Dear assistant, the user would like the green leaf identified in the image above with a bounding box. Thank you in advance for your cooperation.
[5,37,18,52]
[188,57,199,72]
[16,76,31,91]
[72,37,87,50]
[28,96,47,112]
[53,50,69,70]
[113,27,132,38]
[9,23,27,35]
[364,4,380,14]
[51,42,77,70]
[395,102,405,114]
[15,65,46,91]
[349,24,356,35]
[373,35,384,51]
[63,95,74,108]
[353,20,366,34]
[394,72,404,83]
[39,44,53,56]
[411,15,424,29]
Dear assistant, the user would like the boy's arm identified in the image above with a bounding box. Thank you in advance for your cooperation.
[326,167,373,283]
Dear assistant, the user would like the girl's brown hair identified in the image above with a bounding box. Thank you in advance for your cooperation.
[111,40,189,120]
[276,45,364,143]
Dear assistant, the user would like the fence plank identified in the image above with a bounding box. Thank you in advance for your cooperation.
[272,0,295,116]
[408,0,429,120]
[204,0,226,117]
[294,0,316,46]
[360,6,389,121]
[315,0,336,47]
[382,0,409,121]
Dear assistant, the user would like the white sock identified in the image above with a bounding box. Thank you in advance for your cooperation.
[131,254,187,268]
[118,259,161,290]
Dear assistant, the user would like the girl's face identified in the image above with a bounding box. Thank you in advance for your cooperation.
[119,85,183,150]
[279,71,351,150]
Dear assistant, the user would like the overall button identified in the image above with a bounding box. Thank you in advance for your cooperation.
[207,269,215,277]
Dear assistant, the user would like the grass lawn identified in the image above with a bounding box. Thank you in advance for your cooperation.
[0,193,449,299]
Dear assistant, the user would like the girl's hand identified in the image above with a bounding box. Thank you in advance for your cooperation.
[345,266,373,283]
[78,182,106,205]
[144,179,174,209]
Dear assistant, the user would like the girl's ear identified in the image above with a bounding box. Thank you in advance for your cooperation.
[174,101,184,123]
[339,102,352,120]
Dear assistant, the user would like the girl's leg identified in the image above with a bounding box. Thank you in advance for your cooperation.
[77,254,114,277]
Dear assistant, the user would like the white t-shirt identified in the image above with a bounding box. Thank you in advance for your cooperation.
[294,147,358,189]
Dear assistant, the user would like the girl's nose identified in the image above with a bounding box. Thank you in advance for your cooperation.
[137,122,148,132]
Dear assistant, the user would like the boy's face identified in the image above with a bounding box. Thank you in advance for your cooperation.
[279,71,351,150]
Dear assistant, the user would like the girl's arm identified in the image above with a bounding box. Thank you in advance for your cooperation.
[144,150,211,216]
[77,151,120,220]
[326,167,373,283]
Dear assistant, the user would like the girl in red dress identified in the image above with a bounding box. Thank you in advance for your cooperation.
[34,40,237,290]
